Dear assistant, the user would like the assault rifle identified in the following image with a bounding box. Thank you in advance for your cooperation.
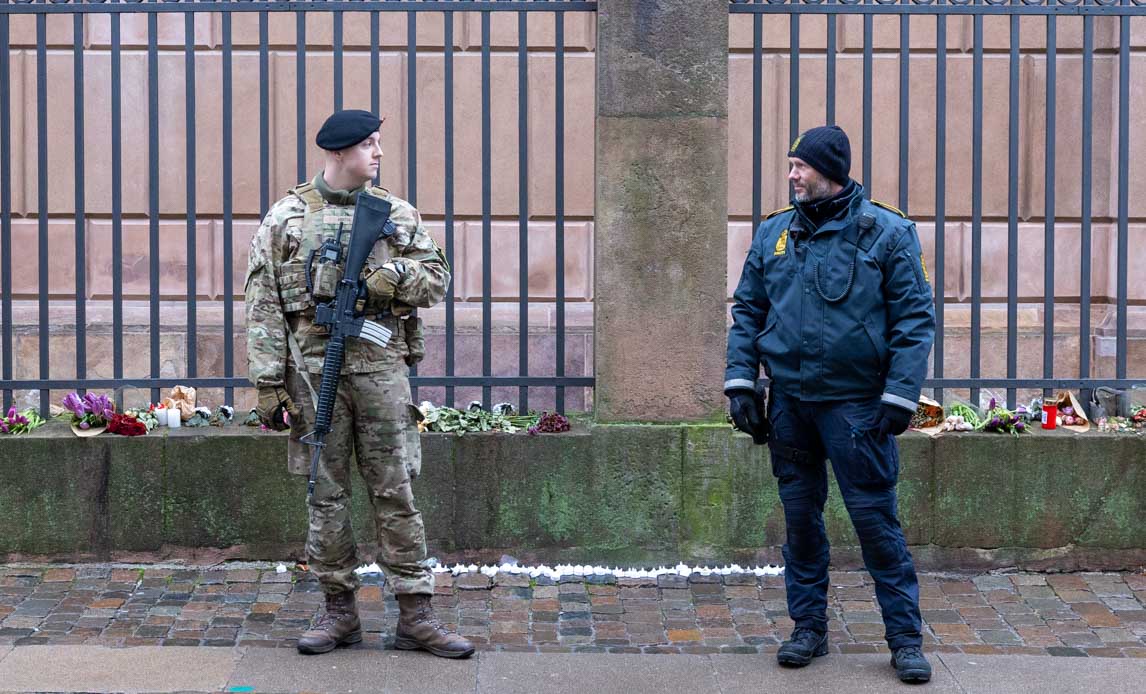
[300,192,397,499]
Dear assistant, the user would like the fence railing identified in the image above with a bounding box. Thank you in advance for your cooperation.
[0,0,597,416]
[730,0,1145,409]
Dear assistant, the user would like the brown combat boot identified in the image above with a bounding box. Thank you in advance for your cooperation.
[395,594,475,659]
[297,590,363,655]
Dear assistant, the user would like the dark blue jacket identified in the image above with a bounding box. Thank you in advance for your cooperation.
[725,182,935,413]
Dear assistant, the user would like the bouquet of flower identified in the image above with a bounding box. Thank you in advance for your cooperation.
[0,405,44,435]
[108,412,148,436]
[61,391,116,435]
[123,407,161,432]
[977,398,1026,435]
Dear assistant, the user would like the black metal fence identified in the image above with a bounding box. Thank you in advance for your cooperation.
[730,0,1145,409]
[0,0,596,416]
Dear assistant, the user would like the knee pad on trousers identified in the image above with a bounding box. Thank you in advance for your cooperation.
[850,507,905,570]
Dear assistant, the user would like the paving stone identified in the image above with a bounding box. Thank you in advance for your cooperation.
[1102,597,1142,612]
[972,575,1016,592]
[977,629,1023,645]
[921,609,963,624]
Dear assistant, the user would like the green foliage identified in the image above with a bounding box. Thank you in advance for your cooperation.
[419,402,539,435]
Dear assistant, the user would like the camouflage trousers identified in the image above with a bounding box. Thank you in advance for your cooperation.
[286,366,433,596]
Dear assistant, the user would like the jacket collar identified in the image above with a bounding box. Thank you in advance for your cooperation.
[792,179,864,236]
[313,173,368,206]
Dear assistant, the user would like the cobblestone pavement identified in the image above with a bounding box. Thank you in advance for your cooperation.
[2,565,1145,658]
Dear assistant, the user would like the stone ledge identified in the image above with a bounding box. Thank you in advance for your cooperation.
[1,421,1143,571]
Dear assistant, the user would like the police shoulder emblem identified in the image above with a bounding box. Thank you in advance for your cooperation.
[764,205,793,220]
[774,229,789,256]
[871,200,907,218]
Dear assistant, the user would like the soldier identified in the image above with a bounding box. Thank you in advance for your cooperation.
[245,109,473,659]
[725,126,935,683]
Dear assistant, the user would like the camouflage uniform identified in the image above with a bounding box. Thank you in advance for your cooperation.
[245,175,449,596]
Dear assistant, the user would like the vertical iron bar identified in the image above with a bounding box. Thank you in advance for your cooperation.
[933,14,946,404]
[555,10,565,412]
[260,11,269,215]
[1116,16,1128,380]
[74,15,86,390]
[297,12,307,183]
[407,9,417,205]
[0,12,10,411]
[1007,13,1019,409]
[970,14,982,407]
[185,12,198,379]
[371,10,379,185]
[148,10,160,404]
[481,12,491,409]
[751,6,762,230]
[37,15,49,415]
[862,10,872,197]
[898,14,909,213]
[1044,15,1056,397]
[407,8,419,402]
[790,15,799,148]
[1079,15,1092,405]
[223,11,234,406]
[518,10,529,412]
[444,11,455,408]
[333,11,343,112]
[112,14,123,401]
[826,14,836,126]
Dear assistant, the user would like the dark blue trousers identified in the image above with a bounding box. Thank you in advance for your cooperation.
[768,390,923,650]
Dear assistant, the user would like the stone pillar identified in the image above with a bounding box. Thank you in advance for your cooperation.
[594,0,729,422]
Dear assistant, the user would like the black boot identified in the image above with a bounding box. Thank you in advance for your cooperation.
[890,645,932,683]
[776,628,828,667]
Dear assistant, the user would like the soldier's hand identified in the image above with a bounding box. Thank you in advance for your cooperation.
[364,263,403,305]
[256,385,301,431]
[729,390,769,445]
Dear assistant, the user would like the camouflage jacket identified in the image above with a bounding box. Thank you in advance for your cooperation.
[244,178,449,386]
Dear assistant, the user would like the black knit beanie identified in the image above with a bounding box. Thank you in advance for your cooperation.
[788,125,851,186]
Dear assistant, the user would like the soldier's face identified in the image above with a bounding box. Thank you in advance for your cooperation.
[338,131,383,185]
[788,157,834,203]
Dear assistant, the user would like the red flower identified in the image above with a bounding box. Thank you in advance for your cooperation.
[108,413,148,436]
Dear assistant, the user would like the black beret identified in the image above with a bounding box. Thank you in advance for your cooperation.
[315,109,383,151]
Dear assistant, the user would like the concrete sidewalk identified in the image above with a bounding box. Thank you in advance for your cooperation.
[1,644,1144,693]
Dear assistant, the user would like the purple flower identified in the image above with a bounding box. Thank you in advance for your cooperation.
[989,398,997,411]
[83,392,114,420]
[5,406,14,420]
[1015,421,1026,432]
[78,420,91,430]
[0,420,8,434]
[12,413,27,426]
[62,391,87,416]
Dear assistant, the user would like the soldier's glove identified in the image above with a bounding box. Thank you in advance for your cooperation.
[876,403,913,438]
[256,385,301,431]
[363,262,403,306]
[729,389,771,445]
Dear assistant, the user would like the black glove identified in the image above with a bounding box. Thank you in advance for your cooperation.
[729,390,771,445]
[876,403,913,438]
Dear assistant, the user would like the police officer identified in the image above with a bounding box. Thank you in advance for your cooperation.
[245,109,473,659]
[725,126,935,683]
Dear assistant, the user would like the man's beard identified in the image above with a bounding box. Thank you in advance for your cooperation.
[794,177,835,203]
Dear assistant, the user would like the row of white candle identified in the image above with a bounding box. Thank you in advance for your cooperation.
[153,408,183,428]
[354,562,784,579]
